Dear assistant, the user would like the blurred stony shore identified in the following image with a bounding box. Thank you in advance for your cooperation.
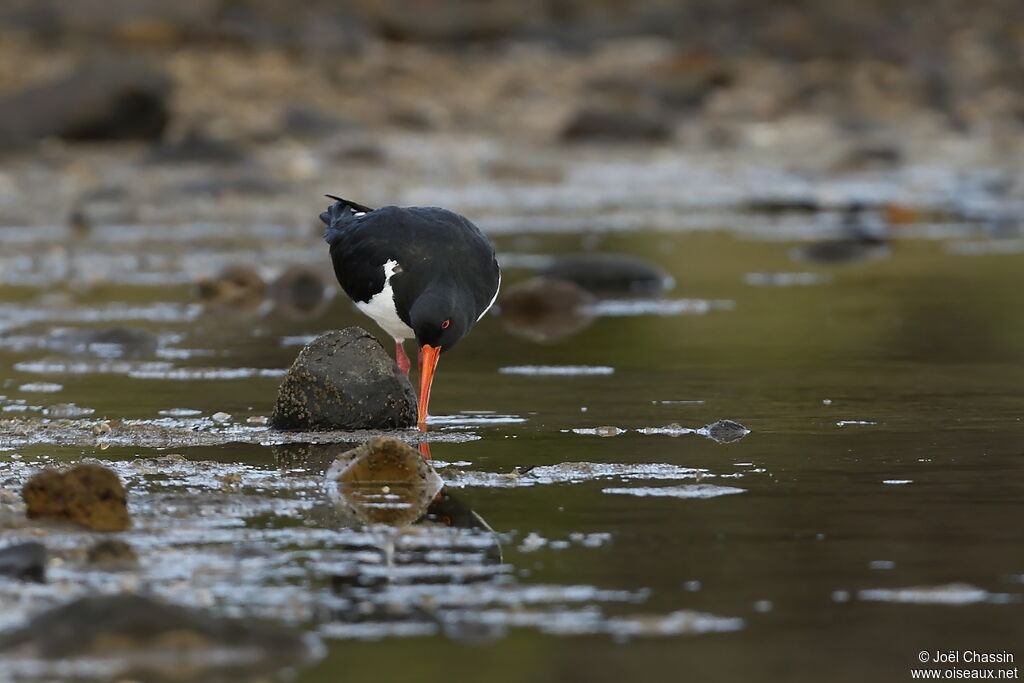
[0,0,1021,228]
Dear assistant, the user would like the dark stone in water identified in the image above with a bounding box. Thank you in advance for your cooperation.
[196,264,267,313]
[271,265,330,320]
[145,128,247,164]
[495,276,595,343]
[86,538,138,569]
[50,326,159,360]
[561,106,674,143]
[540,253,674,296]
[0,59,171,145]
[22,463,131,532]
[704,419,751,444]
[0,594,316,677]
[271,328,417,430]
[0,541,46,582]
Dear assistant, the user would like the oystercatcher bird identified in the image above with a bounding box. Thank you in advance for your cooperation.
[321,196,500,429]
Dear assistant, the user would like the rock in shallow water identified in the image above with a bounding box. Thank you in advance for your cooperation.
[21,464,130,532]
[0,541,46,582]
[271,328,417,431]
[0,594,318,679]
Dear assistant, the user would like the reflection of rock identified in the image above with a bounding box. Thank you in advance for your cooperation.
[22,464,131,532]
[0,594,317,679]
[540,253,674,296]
[326,437,442,526]
[494,277,595,343]
[0,59,171,145]
[0,541,46,582]
[196,264,267,313]
[270,265,331,320]
[271,328,417,430]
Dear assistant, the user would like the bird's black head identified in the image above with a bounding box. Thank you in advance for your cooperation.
[409,289,470,352]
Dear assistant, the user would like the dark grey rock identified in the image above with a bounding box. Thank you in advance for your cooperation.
[145,129,247,164]
[0,594,317,678]
[704,419,751,444]
[271,328,416,430]
[495,276,595,343]
[86,538,138,569]
[0,59,171,145]
[561,106,674,143]
[540,253,674,296]
[0,541,46,582]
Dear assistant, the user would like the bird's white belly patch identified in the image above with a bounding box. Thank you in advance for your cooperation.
[356,259,414,341]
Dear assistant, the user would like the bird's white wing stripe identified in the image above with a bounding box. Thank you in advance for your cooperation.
[478,269,501,321]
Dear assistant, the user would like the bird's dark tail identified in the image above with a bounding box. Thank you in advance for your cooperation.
[320,195,375,244]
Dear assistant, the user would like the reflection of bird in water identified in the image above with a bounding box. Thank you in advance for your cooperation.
[493,276,595,344]
[196,264,267,314]
[321,196,500,429]
[790,203,891,265]
[539,252,674,296]
[270,265,332,320]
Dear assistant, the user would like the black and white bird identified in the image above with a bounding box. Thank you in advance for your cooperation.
[321,196,500,428]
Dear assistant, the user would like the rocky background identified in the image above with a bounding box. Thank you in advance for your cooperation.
[0,0,1021,227]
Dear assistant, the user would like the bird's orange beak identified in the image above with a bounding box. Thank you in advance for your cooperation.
[417,344,441,430]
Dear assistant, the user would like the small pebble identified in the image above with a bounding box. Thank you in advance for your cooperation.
[246,415,269,425]
[92,422,112,436]
[211,412,232,423]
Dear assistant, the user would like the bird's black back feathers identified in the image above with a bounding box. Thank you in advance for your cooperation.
[320,197,500,345]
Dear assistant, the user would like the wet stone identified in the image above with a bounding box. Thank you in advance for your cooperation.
[540,253,674,296]
[86,538,138,570]
[495,277,596,343]
[704,419,751,444]
[0,594,317,678]
[21,463,131,532]
[0,58,171,145]
[271,328,417,431]
[0,541,46,583]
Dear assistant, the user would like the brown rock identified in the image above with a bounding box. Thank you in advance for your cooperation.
[22,464,130,532]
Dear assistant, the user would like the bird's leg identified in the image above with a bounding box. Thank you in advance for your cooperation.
[395,341,411,377]
[418,442,432,460]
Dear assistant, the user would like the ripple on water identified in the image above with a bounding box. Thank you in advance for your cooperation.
[855,584,1008,605]
[602,485,746,499]
[587,299,734,316]
[499,365,614,376]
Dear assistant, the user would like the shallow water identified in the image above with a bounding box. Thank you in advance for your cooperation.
[2,205,1024,680]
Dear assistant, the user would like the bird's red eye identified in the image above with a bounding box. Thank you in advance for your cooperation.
[441,319,450,329]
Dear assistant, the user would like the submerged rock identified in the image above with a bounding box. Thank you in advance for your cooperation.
[0,594,317,679]
[326,437,442,526]
[703,419,751,444]
[0,541,46,582]
[540,253,674,296]
[21,463,131,532]
[0,59,171,145]
[196,264,267,313]
[271,328,417,431]
[86,538,138,570]
[270,265,330,320]
[494,276,595,343]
